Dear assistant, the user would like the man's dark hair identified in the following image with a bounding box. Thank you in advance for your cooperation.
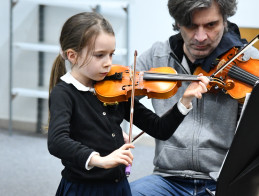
[168,0,237,31]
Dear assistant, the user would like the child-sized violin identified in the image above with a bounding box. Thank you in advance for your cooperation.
[94,64,234,104]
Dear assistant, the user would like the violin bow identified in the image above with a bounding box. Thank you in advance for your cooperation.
[125,50,137,177]
[211,34,259,77]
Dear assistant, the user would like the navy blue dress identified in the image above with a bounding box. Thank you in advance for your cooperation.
[56,177,131,196]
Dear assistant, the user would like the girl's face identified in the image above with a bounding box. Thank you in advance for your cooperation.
[70,32,116,87]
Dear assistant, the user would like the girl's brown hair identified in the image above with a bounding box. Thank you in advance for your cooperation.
[49,12,114,94]
[47,12,114,130]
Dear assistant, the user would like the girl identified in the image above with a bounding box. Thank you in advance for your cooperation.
[48,12,209,196]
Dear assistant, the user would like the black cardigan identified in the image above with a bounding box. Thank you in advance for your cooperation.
[48,81,185,183]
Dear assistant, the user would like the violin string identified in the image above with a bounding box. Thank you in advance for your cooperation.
[220,64,258,85]
[145,72,202,81]
[233,66,258,81]
[213,35,259,77]
[145,72,213,82]
[146,66,258,86]
[228,65,258,83]
[229,66,258,85]
[223,67,257,85]
[217,64,253,80]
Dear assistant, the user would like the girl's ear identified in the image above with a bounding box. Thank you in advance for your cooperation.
[66,49,77,65]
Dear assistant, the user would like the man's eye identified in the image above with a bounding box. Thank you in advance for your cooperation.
[207,22,216,28]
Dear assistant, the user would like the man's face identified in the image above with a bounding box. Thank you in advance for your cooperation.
[179,0,226,62]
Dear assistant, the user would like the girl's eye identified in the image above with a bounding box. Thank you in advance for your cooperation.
[94,52,114,58]
[95,54,104,58]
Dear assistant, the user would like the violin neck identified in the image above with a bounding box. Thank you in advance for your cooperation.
[143,72,207,81]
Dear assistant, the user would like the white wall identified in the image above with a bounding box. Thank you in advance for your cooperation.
[1,0,259,131]
[230,0,259,28]
[0,0,11,125]
[129,0,173,62]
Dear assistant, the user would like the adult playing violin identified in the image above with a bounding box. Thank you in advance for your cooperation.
[130,0,259,196]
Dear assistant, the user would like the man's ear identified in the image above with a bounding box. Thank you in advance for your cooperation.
[223,21,228,32]
[175,22,181,30]
[66,49,77,65]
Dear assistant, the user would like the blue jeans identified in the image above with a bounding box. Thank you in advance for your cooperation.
[130,175,216,196]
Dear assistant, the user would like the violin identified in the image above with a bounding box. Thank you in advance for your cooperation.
[94,64,234,104]
[194,40,259,102]
[95,34,259,104]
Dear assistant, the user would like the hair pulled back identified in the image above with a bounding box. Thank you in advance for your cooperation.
[49,12,114,94]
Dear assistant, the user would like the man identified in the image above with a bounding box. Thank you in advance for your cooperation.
[130,0,259,195]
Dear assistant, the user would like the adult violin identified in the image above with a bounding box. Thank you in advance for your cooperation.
[194,34,259,102]
[94,64,234,104]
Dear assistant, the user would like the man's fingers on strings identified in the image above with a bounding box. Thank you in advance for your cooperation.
[198,75,210,85]
[199,81,208,92]
[197,92,202,99]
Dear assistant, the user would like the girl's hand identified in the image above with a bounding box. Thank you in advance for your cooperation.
[89,143,134,169]
[122,130,129,143]
[181,74,209,108]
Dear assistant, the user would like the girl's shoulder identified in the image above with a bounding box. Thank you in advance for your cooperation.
[49,81,78,108]
[50,81,75,99]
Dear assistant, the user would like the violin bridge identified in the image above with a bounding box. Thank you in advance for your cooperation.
[217,59,226,71]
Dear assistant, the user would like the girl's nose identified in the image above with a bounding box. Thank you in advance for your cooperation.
[104,55,112,67]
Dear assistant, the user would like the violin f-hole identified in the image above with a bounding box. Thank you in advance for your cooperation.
[122,82,139,90]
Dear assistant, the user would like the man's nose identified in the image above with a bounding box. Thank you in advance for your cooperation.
[194,27,208,42]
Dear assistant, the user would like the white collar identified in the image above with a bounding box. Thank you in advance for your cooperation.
[60,72,95,92]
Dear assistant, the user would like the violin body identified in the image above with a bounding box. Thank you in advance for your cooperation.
[194,47,259,102]
[94,65,181,104]
[95,64,236,104]
[227,57,259,101]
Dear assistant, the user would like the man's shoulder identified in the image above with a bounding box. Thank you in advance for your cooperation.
[147,39,171,57]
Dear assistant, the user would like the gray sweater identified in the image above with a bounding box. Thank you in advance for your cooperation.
[136,34,259,179]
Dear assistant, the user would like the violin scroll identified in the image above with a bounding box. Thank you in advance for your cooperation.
[207,77,235,92]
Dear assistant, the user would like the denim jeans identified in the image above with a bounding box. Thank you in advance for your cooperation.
[130,174,216,196]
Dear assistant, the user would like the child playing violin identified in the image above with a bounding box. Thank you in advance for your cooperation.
[47,12,209,196]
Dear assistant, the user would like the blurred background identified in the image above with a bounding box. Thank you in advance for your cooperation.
[0,0,259,195]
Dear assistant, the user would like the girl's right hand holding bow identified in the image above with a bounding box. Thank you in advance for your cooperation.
[89,143,135,169]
